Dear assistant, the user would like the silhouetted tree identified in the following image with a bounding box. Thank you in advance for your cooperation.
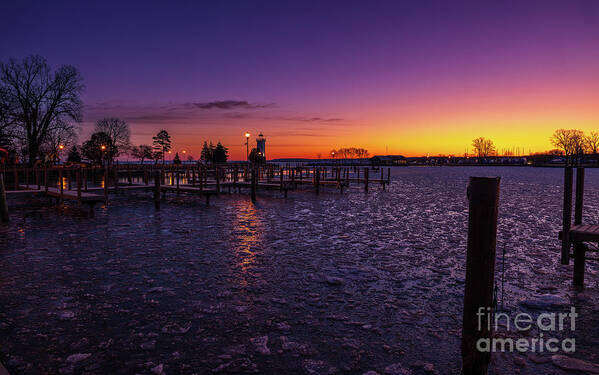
[152,129,171,164]
[213,142,229,163]
[551,129,585,166]
[0,55,84,165]
[82,132,115,165]
[130,144,153,164]
[94,118,131,156]
[471,137,495,160]
[585,131,599,155]
[67,146,81,163]
[200,141,212,163]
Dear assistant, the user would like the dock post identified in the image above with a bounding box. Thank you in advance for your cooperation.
[113,168,118,194]
[13,168,18,190]
[176,170,180,195]
[67,169,72,190]
[192,167,196,187]
[44,167,48,193]
[36,168,40,189]
[84,168,88,191]
[153,170,161,210]
[104,167,109,204]
[461,176,500,375]
[76,168,82,202]
[573,243,586,288]
[387,168,391,184]
[251,167,257,202]
[561,167,573,265]
[315,167,320,195]
[280,167,283,192]
[574,167,584,225]
[0,173,8,223]
[364,167,369,192]
[59,168,64,203]
[216,167,220,195]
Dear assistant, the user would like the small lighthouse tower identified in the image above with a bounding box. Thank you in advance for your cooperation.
[256,133,266,159]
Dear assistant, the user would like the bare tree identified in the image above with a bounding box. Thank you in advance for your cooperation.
[471,137,495,159]
[550,129,586,166]
[0,55,84,165]
[94,117,131,156]
[130,144,153,164]
[40,120,79,163]
[585,131,599,155]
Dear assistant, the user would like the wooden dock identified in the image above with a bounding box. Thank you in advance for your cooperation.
[1,164,392,218]
[559,167,598,288]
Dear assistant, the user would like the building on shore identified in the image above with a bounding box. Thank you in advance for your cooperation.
[370,155,407,165]
[256,133,266,159]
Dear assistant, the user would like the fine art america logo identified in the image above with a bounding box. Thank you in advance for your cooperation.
[476,307,577,353]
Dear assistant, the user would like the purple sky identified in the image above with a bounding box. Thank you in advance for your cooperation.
[2,1,598,158]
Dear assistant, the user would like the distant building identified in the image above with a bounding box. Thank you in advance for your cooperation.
[370,155,407,165]
[256,133,266,159]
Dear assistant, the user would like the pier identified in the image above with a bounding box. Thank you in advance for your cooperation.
[559,166,599,288]
[1,164,391,218]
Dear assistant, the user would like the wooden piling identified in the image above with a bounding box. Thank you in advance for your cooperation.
[573,243,586,288]
[216,167,220,195]
[461,176,500,375]
[251,167,257,202]
[561,167,573,265]
[76,168,82,202]
[104,167,109,203]
[176,170,180,195]
[314,168,320,195]
[0,173,8,223]
[59,169,64,202]
[364,168,369,192]
[574,167,584,225]
[153,170,161,210]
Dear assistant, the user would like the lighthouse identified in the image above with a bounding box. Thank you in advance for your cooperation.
[256,133,266,159]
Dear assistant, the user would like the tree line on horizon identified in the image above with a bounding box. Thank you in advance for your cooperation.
[470,130,598,165]
[0,55,229,166]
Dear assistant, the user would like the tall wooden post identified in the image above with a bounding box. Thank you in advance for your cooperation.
[279,167,283,192]
[315,167,320,195]
[76,168,82,202]
[44,167,49,193]
[387,168,391,184]
[461,177,500,375]
[251,167,257,202]
[104,167,109,203]
[0,173,8,223]
[153,170,161,210]
[176,170,180,195]
[364,168,369,192]
[561,167,573,265]
[216,167,220,195]
[84,168,88,191]
[59,169,64,202]
[574,167,584,225]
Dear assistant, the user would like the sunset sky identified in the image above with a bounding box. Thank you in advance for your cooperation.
[2,0,599,159]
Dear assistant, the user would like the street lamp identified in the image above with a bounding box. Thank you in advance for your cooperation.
[245,132,250,162]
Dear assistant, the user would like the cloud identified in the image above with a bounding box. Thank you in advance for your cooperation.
[183,100,277,110]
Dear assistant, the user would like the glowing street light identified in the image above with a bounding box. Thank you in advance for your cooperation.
[58,144,64,150]
[245,132,250,162]
[100,145,106,151]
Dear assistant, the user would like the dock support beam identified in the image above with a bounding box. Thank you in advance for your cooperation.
[573,242,586,288]
[561,167,573,265]
[251,167,257,202]
[461,176,500,375]
[153,170,161,210]
[0,174,8,223]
